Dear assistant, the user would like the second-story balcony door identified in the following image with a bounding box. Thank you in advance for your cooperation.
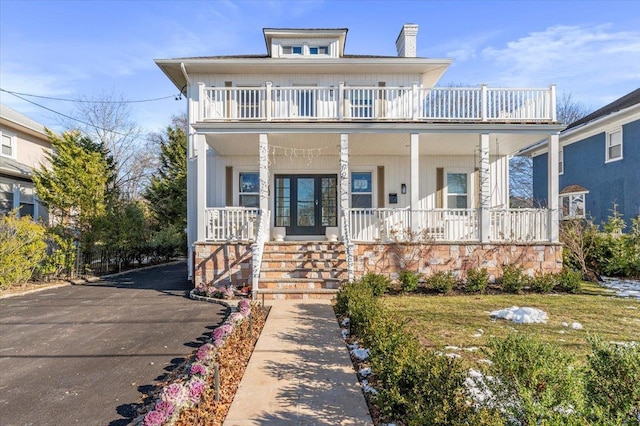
[274,174,337,236]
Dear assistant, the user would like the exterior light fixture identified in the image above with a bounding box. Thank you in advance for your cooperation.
[401,183,407,194]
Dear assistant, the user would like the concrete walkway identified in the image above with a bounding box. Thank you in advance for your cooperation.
[224,300,373,426]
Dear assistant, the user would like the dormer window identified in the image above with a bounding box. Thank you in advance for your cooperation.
[282,45,302,55]
[309,46,329,55]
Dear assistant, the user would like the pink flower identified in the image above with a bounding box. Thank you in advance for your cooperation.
[239,305,250,317]
[142,410,166,426]
[187,378,206,404]
[160,383,189,407]
[196,343,215,362]
[213,336,225,348]
[212,323,233,341]
[190,362,208,376]
[238,298,250,310]
[154,400,174,417]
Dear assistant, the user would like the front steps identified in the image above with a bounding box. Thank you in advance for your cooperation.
[257,242,347,299]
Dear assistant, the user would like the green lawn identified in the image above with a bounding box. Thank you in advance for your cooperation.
[383,288,640,367]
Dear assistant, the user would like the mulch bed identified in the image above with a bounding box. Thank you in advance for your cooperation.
[173,304,268,425]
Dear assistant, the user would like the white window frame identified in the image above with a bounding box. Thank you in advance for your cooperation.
[1,129,17,159]
[237,170,260,208]
[559,191,588,220]
[309,46,329,55]
[444,169,471,209]
[282,45,303,56]
[558,147,564,175]
[349,169,375,209]
[605,128,623,163]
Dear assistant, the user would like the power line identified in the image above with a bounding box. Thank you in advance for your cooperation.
[3,90,168,144]
[0,87,181,103]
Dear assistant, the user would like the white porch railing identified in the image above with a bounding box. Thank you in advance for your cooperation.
[205,207,261,241]
[348,208,549,243]
[199,84,556,122]
[490,209,549,242]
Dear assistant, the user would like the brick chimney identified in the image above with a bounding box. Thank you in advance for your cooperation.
[396,24,419,57]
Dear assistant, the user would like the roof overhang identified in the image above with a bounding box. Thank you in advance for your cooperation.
[522,103,640,157]
[155,57,452,94]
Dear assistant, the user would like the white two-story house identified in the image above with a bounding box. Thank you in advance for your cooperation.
[156,25,564,299]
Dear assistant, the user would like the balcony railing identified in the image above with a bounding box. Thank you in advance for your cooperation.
[199,84,556,122]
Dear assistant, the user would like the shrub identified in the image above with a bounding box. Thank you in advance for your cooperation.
[427,271,457,294]
[500,264,525,293]
[398,270,420,293]
[361,272,391,297]
[37,231,76,279]
[529,271,556,293]
[464,267,489,293]
[555,268,582,294]
[585,337,640,424]
[483,334,584,425]
[0,212,48,289]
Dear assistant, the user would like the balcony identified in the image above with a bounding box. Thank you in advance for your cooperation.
[198,84,556,123]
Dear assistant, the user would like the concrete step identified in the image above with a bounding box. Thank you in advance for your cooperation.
[258,277,342,291]
[260,268,347,279]
[255,288,339,300]
[261,259,346,269]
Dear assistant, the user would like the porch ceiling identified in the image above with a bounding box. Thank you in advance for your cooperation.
[204,132,546,156]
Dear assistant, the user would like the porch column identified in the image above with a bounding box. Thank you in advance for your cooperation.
[547,134,560,242]
[258,134,269,237]
[479,133,491,243]
[410,133,420,230]
[339,134,350,228]
[196,135,207,242]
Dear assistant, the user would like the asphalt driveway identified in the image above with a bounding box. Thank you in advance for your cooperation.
[0,262,226,426]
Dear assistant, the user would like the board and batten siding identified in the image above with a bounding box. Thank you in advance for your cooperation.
[202,153,509,211]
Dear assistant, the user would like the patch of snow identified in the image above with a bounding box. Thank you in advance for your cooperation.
[561,322,569,327]
[489,306,548,324]
[478,359,494,366]
[341,317,351,327]
[627,305,638,310]
[347,342,359,350]
[464,346,479,352]
[359,367,372,377]
[445,353,461,359]
[600,277,640,299]
[558,330,566,334]
[444,345,461,350]
[351,348,370,361]
[571,322,583,330]
[610,341,638,348]
[471,333,483,338]
[361,379,378,394]
[341,329,349,340]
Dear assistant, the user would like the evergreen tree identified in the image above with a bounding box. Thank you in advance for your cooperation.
[143,125,187,229]
[33,129,110,235]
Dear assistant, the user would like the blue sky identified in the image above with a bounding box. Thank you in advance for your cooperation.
[1,0,639,134]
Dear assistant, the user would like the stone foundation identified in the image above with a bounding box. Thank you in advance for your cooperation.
[353,242,563,282]
[193,241,563,292]
[193,242,253,289]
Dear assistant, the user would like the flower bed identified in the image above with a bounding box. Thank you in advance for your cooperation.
[136,298,266,426]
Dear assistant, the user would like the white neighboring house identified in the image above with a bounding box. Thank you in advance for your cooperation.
[0,104,51,221]
[156,25,565,299]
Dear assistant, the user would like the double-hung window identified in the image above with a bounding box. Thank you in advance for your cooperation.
[1,130,16,158]
[446,172,469,208]
[282,45,303,55]
[309,46,329,55]
[351,172,372,208]
[239,172,259,208]
[558,147,564,175]
[606,129,622,162]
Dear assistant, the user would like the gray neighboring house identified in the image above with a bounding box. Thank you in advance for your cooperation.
[528,88,640,228]
[0,104,51,220]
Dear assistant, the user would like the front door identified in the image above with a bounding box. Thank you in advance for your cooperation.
[274,174,337,236]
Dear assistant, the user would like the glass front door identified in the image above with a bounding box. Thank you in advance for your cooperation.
[274,174,337,235]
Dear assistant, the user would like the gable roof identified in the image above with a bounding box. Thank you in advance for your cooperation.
[565,87,640,131]
[0,104,48,137]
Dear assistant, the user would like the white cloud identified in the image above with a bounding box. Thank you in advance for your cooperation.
[480,24,640,91]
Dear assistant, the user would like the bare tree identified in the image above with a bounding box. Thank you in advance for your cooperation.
[67,91,155,199]
[556,92,591,126]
